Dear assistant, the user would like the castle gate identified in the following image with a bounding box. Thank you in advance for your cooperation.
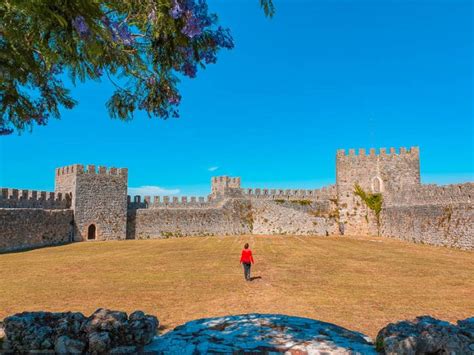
[87,224,96,240]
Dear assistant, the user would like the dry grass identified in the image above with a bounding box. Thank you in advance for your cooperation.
[0,235,473,338]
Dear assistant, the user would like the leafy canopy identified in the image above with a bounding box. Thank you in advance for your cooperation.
[0,0,274,135]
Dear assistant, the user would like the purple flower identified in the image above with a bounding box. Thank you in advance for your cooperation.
[36,115,47,125]
[214,27,234,49]
[117,25,134,45]
[192,0,214,27]
[201,49,217,64]
[182,15,203,38]
[182,62,197,78]
[147,76,157,86]
[103,18,135,45]
[72,16,90,38]
[0,126,13,135]
[168,95,181,104]
[170,0,184,19]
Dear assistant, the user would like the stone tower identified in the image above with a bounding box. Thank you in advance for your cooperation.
[336,147,420,235]
[210,176,242,199]
[55,164,128,241]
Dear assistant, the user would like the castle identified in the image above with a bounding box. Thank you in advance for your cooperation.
[1,147,472,252]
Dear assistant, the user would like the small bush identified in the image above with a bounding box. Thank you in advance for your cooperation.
[291,199,312,206]
[353,184,383,229]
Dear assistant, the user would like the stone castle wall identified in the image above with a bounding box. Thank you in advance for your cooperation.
[379,182,474,249]
[384,183,474,207]
[242,185,336,201]
[0,209,73,252]
[0,188,70,209]
[381,203,473,250]
[0,148,472,252]
[127,199,252,239]
[251,199,339,235]
[127,195,213,210]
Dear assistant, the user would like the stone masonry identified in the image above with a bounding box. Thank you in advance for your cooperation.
[55,165,128,241]
[0,147,472,252]
[336,147,420,236]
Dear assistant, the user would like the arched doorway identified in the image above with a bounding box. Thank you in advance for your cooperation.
[371,176,384,193]
[87,224,96,240]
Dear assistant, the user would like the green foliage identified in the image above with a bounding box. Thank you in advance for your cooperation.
[260,0,275,17]
[328,208,339,221]
[274,199,286,204]
[291,199,312,206]
[353,184,383,222]
[161,231,184,238]
[375,336,384,352]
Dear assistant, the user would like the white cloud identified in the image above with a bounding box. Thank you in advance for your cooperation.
[128,185,180,196]
[208,166,219,172]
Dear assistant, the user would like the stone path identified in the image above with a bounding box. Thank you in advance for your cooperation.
[145,313,376,354]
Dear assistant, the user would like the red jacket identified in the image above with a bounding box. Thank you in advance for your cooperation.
[240,249,254,264]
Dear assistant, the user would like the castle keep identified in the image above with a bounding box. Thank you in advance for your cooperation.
[1,147,472,252]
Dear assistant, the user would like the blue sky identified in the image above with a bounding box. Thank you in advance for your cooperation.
[0,0,472,196]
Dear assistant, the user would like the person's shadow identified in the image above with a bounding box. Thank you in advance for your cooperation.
[249,276,262,281]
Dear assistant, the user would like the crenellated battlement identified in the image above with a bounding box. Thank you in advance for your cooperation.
[336,146,419,158]
[384,183,474,207]
[211,176,241,186]
[128,195,213,209]
[56,164,128,177]
[242,185,336,201]
[210,175,242,198]
[0,188,71,209]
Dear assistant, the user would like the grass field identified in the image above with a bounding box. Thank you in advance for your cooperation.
[0,235,473,338]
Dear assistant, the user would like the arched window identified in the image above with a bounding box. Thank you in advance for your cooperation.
[87,224,96,240]
[371,176,384,193]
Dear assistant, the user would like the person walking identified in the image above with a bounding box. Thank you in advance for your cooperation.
[240,243,254,281]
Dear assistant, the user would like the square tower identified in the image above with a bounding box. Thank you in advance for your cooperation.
[335,147,420,235]
[210,176,242,199]
[55,164,128,241]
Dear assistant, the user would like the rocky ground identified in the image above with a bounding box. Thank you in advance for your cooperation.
[1,309,158,353]
[145,313,376,354]
[376,316,474,354]
[1,311,473,354]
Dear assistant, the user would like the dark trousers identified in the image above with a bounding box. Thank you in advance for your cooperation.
[243,263,251,280]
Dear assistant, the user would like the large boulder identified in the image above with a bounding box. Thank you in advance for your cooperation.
[146,313,377,354]
[458,317,474,339]
[375,316,474,354]
[55,335,86,354]
[82,308,128,346]
[2,309,158,353]
[2,311,86,352]
[128,310,159,345]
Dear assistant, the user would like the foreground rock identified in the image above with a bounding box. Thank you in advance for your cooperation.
[3,311,473,354]
[376,316,474,354]
[145,313,377,354]
[2,308,158,353]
